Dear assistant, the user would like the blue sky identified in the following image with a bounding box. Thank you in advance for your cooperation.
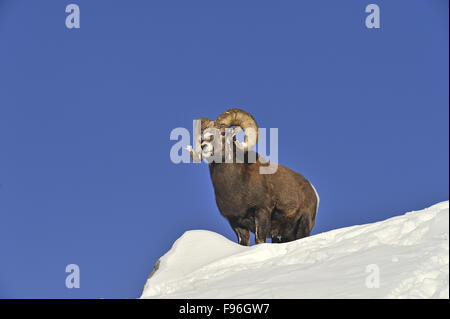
[0,0,448,298]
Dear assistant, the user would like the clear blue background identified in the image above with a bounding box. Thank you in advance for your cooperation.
[0,0,448,298]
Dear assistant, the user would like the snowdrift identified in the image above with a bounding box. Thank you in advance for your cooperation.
[141,201,449,299]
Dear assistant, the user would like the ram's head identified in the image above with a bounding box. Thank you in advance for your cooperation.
[186,109,259,163]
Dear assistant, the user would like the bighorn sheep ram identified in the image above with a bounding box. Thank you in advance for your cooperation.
[187,108,319,245]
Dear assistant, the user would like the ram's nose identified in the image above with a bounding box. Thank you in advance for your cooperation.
[201,141,213,156]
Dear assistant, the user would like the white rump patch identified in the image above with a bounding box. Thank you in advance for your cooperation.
[309,181,320,213]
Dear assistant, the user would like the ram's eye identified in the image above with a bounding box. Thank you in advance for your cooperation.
[202,132,214,141]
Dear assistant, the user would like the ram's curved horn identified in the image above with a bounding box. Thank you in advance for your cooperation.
[197,117,214,131]
[214,109,258,151]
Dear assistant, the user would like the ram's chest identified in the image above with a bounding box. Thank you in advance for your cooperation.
[213,178,249,211]
[210,167,253,215]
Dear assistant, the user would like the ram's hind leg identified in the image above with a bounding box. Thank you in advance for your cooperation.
[295,214,313,240]
[255,209,271,244]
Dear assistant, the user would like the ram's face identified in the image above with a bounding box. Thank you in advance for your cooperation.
[201,129,215,159]
[201,126,243,162]
[200,127,225,160]
[187,109,258,163]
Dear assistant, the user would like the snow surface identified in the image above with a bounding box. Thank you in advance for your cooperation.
[141,201,449,299]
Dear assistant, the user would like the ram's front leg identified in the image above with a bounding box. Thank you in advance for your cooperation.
[255,209,271,244]
[232,226,250,246]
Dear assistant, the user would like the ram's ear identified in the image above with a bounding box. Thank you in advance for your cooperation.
[231,126,242,137]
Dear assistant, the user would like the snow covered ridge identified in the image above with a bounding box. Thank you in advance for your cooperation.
[141,201,449,299]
